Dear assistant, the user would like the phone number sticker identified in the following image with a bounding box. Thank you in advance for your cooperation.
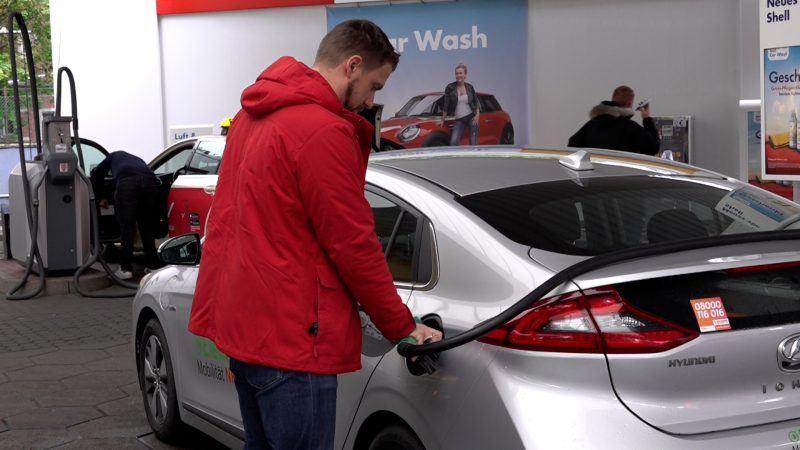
[690,297,731,332]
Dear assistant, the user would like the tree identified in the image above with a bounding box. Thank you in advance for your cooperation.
[0,1,51,89]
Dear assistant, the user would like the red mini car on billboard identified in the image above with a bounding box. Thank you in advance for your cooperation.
[379,92,514,150]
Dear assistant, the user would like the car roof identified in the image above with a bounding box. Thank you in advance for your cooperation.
[369,147,725,196]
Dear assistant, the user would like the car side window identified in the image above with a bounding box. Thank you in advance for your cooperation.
[365,190,420,283]
[71,138,108,173]
[366,191,402,253]
[479,95,500,113]
[432,96,444,116]
[153,148,193,175]
[188,140,225,174]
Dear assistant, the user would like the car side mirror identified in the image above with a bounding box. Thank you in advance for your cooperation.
[158,233,201,265]
[358,103,383,152]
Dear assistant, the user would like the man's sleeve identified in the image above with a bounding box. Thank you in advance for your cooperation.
[637,118,661,156]
[568,124,587,148]
[89,155,111,186]
[296,123,415,341]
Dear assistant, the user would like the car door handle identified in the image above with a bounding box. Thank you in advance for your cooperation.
[167,305,177,311]
[203,185,216,196]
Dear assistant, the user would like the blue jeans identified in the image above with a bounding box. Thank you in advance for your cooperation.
[450,113,478,145]
[229,359,337,450]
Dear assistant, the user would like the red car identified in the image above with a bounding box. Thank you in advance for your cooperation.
[380,92,514,150]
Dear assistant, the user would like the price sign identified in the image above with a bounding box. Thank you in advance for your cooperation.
[690,297,731,332]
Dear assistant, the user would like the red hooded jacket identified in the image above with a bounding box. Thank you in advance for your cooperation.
[188,57,415,374]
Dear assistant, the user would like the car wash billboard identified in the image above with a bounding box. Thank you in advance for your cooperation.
[327,0,528,148]
[760,1,800,180]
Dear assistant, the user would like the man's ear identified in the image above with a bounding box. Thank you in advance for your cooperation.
[345,55,363,77]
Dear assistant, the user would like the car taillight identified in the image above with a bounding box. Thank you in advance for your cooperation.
[479,287,698,354]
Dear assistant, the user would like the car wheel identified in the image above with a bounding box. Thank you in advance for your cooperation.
[500,124,514,144]
[367,424,424,450]
[421,132,450,147]
[139,318,183,442]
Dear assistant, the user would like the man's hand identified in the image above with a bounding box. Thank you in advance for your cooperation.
[639,103,651,119]
[408,322,443,345]
[98,199,109,209]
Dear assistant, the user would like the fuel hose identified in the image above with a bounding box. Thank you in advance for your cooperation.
[397,229,800,357]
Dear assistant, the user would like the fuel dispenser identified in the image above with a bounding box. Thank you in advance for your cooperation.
[9,116,91,274]
[5,12,136,299]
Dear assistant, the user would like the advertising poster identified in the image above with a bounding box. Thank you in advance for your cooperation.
[762,46,800,177]
[747,109,794,199]
[327,0,528,150]
[760,1,800,181]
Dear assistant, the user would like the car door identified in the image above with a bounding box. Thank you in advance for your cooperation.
[477,94,503,145]
[72,137,196,242]
[334,187,426,447]
[167,138,225,237]
[170,263,243,438]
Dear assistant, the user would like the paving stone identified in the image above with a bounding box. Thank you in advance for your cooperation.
[86,353,136,371]
[62,369,138,390]
[0,397,38,420]
[35,387,126,408]
[137,432,229,450]
[0,347,58,359]
[0,380,65,397]
[121,381,142,396]
[98,394,146,417]
[6,363,87,381]
[31,349,110,365]
[0,356,34,372]
[5,406,102,429]
[0,429,79,449]
[52,437,149,449]
[67,414,152,439]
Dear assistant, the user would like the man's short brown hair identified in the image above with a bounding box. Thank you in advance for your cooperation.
[314,19,400,71]
[611,85,635,107]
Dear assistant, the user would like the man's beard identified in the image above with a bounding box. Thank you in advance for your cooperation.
[343,80,360,112]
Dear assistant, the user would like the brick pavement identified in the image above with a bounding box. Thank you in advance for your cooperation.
[0,291,228,449]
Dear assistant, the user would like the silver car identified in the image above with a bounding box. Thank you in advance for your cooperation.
[133,147,800,449]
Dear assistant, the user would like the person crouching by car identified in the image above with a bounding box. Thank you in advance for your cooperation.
[89,151,160,280]
[441,63,479,146]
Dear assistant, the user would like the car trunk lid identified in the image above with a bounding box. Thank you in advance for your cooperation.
[566,243,800,434]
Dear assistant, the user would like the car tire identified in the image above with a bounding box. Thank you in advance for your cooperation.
[139,318,184,442]
[500,124,514,144]
[367,424,424,450]
[421,132,450,148]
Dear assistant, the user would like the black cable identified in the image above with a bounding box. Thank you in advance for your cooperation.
[397,229,800,357]
[52,67,136,296]
[5,12,45,300]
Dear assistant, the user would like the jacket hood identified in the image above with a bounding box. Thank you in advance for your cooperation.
[240,56,373,147]
[241,56,343,118]
[589,100,634,119]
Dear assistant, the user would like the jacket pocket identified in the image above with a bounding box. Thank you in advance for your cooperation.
[316,264,345,290]
[315,265,358,361]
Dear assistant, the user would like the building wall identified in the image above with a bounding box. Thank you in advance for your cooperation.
[50,0,760,176]
[49,0,163,160]
[528,0,745,177]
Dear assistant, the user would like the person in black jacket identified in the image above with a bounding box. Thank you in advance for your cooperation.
[568,85,660,155]
[90,151,160,280]
[441,63,480,145]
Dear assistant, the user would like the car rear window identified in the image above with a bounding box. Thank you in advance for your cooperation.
[457,176,800,256]
[615,262,800,331]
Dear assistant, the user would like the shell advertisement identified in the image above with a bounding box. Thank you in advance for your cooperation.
[763,46,800,177]
[761,1,800,181]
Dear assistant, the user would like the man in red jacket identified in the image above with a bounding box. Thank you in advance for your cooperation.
[188,19,442,449]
